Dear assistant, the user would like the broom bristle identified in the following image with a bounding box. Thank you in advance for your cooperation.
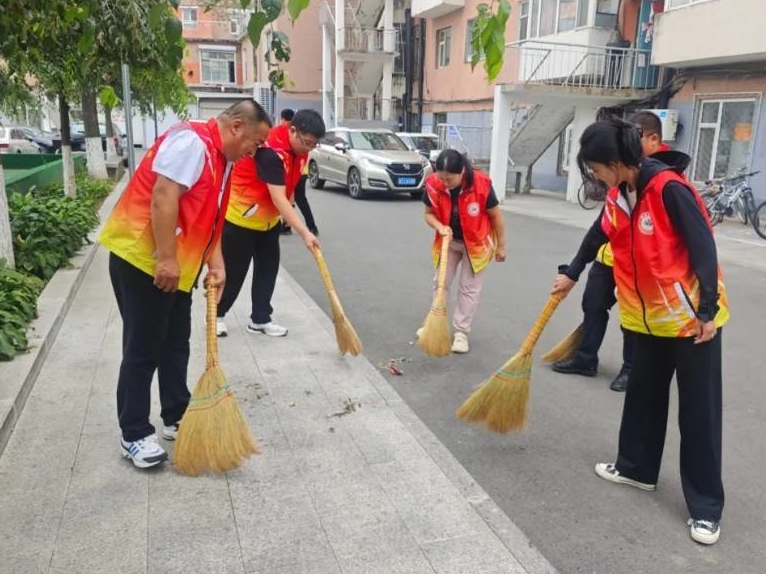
[541,323,584,364]
[418,288,451,357]
[456,353,531,433]
[173,365,259,476]
[328,290,363,356]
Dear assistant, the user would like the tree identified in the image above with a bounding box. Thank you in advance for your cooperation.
[470,0,512,82]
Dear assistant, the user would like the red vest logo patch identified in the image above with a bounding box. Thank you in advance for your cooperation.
[639,211,654,235]
[467,202,480,216]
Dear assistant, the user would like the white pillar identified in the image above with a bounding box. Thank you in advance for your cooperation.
[381,60,393,122]
[489,86,512,199]
[322,22,334,127]
[383,0,395,52]
[366,96,374,120]
[565,105,599,203]
[335,0,345,51]
[335,56,345,123]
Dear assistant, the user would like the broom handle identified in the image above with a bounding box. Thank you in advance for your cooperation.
[436,235,451,291]
[519,294,564,355]
[313,248,336,294]
[206,285,219,367]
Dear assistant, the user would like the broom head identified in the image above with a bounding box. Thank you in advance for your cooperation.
[456,351,531,433]
[173,286,259,476]
[541,323,583,364]
[327,289,363,356]
[417,287,451,357]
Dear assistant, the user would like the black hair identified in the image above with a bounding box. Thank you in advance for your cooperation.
[576,116,643,182]
[221,99,272,127]
[280,108,295,122]
[291,109,326,139]
[629,111,663,139]
[434,149,474,188]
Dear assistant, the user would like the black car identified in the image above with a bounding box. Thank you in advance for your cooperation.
[18,127,57,153]
[50,129,86,152]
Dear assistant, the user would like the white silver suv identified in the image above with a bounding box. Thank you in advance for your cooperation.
[308,128,432,199]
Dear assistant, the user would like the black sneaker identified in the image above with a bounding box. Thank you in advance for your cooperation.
[552,357,597,377]
[609,366,630,392]
[688,519,720,545]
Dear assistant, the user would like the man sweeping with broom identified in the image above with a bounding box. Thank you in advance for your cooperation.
[99,100,271,469]
[418,150,506,354]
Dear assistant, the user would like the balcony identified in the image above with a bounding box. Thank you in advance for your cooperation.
[411,0,464,19]
[497,40,659,94]
[652,0,766,67]
[338,27,397,57]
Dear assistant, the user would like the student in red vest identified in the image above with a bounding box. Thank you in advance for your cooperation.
[419,150,506,353]
[551,111,684,392]
[99,100,271,469]
[552,117,729,545]
[215,109,325,338]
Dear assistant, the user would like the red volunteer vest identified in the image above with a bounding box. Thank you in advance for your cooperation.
[99,119,231,292]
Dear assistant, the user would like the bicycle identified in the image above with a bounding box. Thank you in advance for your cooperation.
[751,200,766,239]
[699,171,760,231]
[577,178,607,210]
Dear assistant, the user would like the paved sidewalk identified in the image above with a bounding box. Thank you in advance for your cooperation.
[0,242,557,574]
[500,192,766,272]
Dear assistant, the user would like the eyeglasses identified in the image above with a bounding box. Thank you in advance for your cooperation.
[295,130,318,150]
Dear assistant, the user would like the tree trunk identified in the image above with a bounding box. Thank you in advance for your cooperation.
[104,103,118,159]
[0,155,15,268]
[82,86,108,179]
[59,93,77,197]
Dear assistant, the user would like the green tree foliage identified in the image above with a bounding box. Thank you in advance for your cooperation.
[470,0,511,82]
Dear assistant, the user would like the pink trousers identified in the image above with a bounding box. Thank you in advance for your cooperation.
[434,239,485,333]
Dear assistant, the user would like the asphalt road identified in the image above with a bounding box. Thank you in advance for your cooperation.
[279,183,766,574]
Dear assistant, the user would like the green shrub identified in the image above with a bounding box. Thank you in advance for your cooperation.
[0,259,44,360]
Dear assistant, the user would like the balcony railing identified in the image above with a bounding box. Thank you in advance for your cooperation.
[340,27,397,54]
[338,97,393,121]
[499,40,659,91]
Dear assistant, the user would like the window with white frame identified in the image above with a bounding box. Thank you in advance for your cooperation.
[519,2,530,40]
[229,16,240,35]
[692,96,759,182]
[436,27,451,68]
[181,7,198,29]
[465,19,485,61]
[200,49,236,84]
[577,0,590,27]
[557,0,577,33]
[519,0,593,39]
[667,0,712,8]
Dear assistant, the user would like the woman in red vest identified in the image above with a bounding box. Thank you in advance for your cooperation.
[552,117,729,545]
[420,150,506,353]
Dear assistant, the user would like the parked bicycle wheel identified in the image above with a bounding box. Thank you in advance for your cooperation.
[753,200,766,239]
[577,179,603,210]
[701,192,724,226]
[735,196,749,224]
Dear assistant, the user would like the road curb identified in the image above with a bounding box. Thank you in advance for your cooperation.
[0,176,126,456]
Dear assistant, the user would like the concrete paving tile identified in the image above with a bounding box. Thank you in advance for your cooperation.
[421,534,527,574]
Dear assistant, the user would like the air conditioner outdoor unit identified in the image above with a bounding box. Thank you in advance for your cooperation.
[643,109,679,142]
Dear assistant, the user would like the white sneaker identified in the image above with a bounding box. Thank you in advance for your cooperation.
[451,331,469,354]
[120,434,168,469]
[247,321,288,337]
[216,318,228,337]
[688,519,720,545]
[415,327,424,339]
[594,462,656,491]
[162,423,179,441]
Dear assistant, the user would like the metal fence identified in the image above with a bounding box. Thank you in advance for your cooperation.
[340,27,397,54]
[436,124,493,162]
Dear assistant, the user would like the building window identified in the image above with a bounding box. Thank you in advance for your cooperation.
[181,7,198,29]
[667,0,712,8]
[436,27,451,68]
[692,97,759,182]
[200,50,236,84]
[557,0,577,33]
[595,0,618,28]
[577,0,590,27]
[465,19,484,61]
[230,17,240,35]
[521,0,589,39]
[519,2,530,40]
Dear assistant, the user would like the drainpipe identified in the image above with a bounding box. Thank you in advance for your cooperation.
[417,19,425,131]
[403,9,413,132]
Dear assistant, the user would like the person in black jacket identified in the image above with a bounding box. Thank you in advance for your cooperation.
[552,116,730,545]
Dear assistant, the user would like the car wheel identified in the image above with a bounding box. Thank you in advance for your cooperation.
[409,191,423,200]
[347,167,364,199]
[309,160,325,189]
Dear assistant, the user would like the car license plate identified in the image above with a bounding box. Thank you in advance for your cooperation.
[398,177,416,186]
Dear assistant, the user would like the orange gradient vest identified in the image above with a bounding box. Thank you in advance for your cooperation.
[226,123,307,231]
[425,170,496,274]
[99,119,232,292]
[601,168,729,337]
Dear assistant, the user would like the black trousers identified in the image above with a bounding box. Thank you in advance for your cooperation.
[578,261,634,370]
[294,175,317,230]
[217,221,280,324]
[109,254,191,442]
[616,331,724,521]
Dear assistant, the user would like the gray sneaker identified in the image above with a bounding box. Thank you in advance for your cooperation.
[688,519,720,545]
[162,423,179,441]
[247,321,288,337]
[594,462,656,491]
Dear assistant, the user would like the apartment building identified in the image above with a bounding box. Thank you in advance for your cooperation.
[651,0,766,199]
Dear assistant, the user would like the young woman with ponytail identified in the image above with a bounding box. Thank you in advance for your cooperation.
[420,150,506,353]
[551,117,729,545]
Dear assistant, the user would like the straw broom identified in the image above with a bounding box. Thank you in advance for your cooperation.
[313,247,363,356]
[456,294,565,433]
[541,323,584,364]
[418,235,452,357]
[173,285,259,476]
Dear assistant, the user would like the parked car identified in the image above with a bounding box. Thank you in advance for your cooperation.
[50,128,86,152]
[18,127,57,153]
[0,126,43,153]
[308,128,432,199]
[71,122,124,156]
[396,132,443,166]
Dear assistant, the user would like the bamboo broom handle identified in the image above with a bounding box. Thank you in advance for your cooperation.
[206,285,219,367]
[518,294,564,355]
[313,248,336,295]
[435,235,452,291]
